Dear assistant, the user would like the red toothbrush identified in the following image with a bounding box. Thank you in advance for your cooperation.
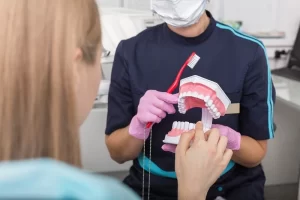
[146,52,200,128]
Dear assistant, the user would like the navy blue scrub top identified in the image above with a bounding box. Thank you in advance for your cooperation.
[106,11,275,199]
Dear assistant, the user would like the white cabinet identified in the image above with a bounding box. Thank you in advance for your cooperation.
[80,106,132,172]
[263,97,300,185]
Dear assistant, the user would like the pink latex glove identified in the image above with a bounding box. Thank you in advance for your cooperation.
[162,124,241,153]
[211,124,241,150]
[129,90,178,140]
[162,144,177,153]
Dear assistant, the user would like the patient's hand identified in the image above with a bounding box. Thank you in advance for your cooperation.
[175,122,233,200]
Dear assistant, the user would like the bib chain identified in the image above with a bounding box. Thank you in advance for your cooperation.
[148,128,152,200]
[142,128,152,200]
[142,129,145,199]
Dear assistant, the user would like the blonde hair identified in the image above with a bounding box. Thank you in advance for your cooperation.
[0,0,101,166]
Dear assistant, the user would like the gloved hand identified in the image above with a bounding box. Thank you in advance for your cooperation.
[129,90,178,140]
[162,144,177,153]
[211,124,241,150]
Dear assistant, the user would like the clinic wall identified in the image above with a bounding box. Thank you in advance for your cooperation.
[98,0,300,47]
[210,0,300,47]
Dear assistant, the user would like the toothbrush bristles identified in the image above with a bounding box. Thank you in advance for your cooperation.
[187,54,200,69]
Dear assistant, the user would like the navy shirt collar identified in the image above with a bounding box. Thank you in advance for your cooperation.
[163,10,216,45]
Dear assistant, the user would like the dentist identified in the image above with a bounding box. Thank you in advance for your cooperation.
[105,0,275,199]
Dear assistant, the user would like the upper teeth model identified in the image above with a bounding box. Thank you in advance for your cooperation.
[163,75,231,145]
[178,75,231,117]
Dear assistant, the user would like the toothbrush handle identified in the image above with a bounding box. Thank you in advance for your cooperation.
[146,122,153,129]
[144,52,194,129]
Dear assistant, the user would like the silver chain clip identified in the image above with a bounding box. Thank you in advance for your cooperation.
[142,128,152,200]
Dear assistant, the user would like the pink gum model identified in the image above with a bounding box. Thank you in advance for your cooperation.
[178,75,230,118]
[163,75,231,145]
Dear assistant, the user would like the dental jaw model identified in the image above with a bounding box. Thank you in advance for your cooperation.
[163,75,231,145]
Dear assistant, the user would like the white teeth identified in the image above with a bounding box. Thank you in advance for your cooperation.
[184,122,189,131]
[201,101,221,119]
[173,121,177,129]
[207,100,213,106]
[179,91,212,103]
[179,75,231,117]
[175,121,179,129]
[178,90,222,117]
[190,123,196,130]
[204,96,210,102]
[178,95,186,114]
[180,122,184,130]
[179,109,186,114]
[172,121,196,131]
[175,121,180,129]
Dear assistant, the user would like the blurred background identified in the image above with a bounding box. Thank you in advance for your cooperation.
[81,1,300,199]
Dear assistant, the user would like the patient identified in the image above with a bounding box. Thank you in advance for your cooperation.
[0,0,232,199]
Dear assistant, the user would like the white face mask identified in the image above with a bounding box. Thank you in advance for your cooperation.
[151,0,208,27]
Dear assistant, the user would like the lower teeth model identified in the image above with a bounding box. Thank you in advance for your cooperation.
[163,75,231,145]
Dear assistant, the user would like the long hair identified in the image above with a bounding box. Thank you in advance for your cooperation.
[0,0,101,166]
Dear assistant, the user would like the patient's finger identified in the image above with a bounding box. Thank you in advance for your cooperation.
[193,122,205,143]
[217,136,228,154]
[207,128,220,146]
[222,149,233,165]
[177,130,195,156]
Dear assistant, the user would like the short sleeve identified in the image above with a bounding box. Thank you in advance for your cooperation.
[105,41,134,135]
[239,45,276,140]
